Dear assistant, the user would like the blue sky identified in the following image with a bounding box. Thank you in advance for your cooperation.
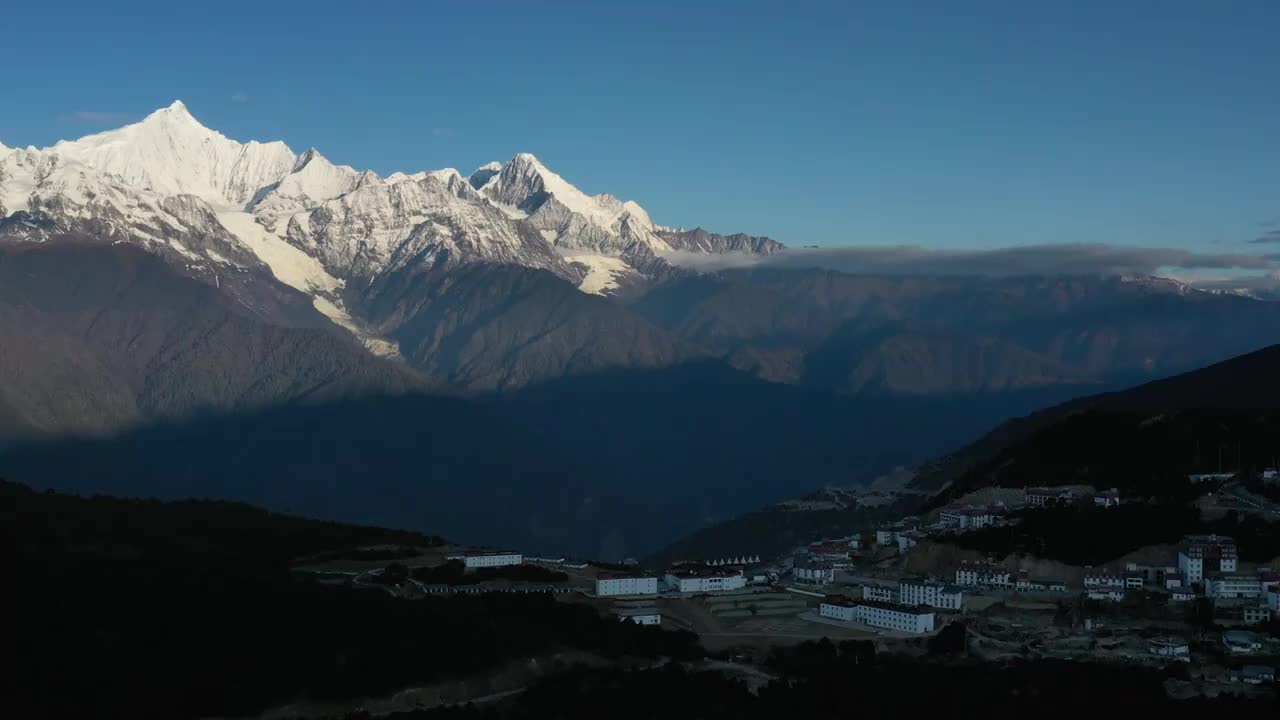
[2,0,1278,254]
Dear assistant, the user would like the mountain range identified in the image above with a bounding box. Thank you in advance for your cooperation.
[3,102,1280,557]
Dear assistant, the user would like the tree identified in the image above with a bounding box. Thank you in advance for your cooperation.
[928,621,967,656]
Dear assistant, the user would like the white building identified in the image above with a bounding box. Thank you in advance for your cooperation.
[819,598,857,622]
[1084,571,1125,590]
[615,607,661,625]
[896,531,921,553]
[1169,587,1197,602]
[1242,606,1270,625]
[1093,488,1122,508]
[1177,535,1238,583]
[596,574,658,597]
[849,600,936,634]
[1016,577,1068,593]
[454,550,523,569]
[1087,588,1125,602]
[1148,637,1190,660]
[875,528,900,546]
[1205,573,1263,600]
[938,507,999,530]
[1267,589,1280,612]
[899,579,963,610]
[955,562,1011,588]
[794,558,835,586]
[665,567,747,593]
[1024,487,1076,507]
[862,583,896,602]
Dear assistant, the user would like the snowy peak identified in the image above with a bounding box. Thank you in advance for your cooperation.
[480,152,654,232]
[50,100,296,210]
[251,147,361,222]
[468,161,503,189]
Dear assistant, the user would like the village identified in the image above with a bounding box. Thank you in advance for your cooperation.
[298,476,1280,701]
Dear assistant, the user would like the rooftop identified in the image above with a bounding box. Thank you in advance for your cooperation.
[1026,487,1075,497]
[614,607,660,618]
[598,572,653,580]
[668,567,743,579]
[853,599,935,616]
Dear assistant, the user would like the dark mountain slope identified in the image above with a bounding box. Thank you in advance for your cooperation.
[801,327,1086,395]
[634,269,1280,396]
[494,364,1104,552]
[359,261,697,390]
[0,393,632,557]
[0,243,426,435]
[913,343,1280,496]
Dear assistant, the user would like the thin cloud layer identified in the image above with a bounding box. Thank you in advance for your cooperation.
[1251,228,1280,244]
[663,243,1277,278]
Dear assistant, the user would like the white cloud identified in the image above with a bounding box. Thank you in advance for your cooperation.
[662,243,1278,278]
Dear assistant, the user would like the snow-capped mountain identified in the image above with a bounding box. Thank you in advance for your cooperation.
[0,100,781,359]
[51,101,296,210]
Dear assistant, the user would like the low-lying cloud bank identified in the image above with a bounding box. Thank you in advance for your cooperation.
[663,243,1277,282]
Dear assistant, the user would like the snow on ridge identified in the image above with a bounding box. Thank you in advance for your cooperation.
[49,100,297,210]
[562,253,633,295]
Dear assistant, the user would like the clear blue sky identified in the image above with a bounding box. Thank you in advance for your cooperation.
[2,0,1277,251]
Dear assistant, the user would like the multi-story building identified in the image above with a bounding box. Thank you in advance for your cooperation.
[1205,573,1263,600]
[1083,571,1125,589]
[665,567,747,594]
[1124,573,1145,590]
[595,574,658,597]
[819,598,858,622]
[898,579,963,610]
[1177,535,1238,583]
[862,583,896,602]
[824,599,936,634]
[849,600,936,634]
[1024,487,1077,507]
[452,550,523,569]
[1093,488,1123,508]
[1242,606,1270,625]
[938,507,1000,530]
[1018,577,1069,592]
[896,531,922,553]
[794,558,835,586]
[955,561,1011,588]
[875,528,901,547]
[1268,588,1280,612]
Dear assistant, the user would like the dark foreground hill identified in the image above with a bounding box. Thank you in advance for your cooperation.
[912,343,1280,496]
[0,480,698,719]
